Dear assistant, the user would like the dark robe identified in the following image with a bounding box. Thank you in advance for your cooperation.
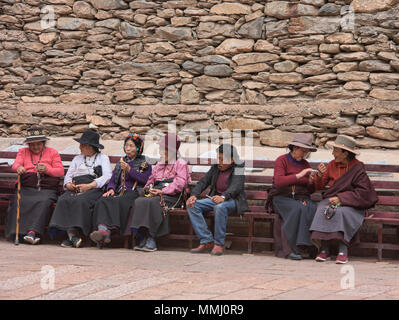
[310,161,378,248]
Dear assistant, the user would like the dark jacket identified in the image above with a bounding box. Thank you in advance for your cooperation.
[191,163,250,215]
[323,162,378,209]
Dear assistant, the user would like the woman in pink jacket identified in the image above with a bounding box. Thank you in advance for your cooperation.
[6,127,64,245]
[130,133,191,252]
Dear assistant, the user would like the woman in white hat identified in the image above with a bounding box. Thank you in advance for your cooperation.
[309,135,378,264]
[5,126,64,244]
[265,133,318,260]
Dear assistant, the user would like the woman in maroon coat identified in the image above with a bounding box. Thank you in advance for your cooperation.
[309,135,378,264]
[266,133,318,260]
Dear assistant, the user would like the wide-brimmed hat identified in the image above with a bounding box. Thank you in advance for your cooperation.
[327,135,359,155]
[74,129,104,150]
[288,133,317,152]
[23,126,49,144]
[157,133,181,153]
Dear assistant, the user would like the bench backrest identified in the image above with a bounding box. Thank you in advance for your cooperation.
[0,152,398,210]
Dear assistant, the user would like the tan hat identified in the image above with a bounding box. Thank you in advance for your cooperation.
[288,133,317,152]
[23,126,49,144]
[327,135,360,155]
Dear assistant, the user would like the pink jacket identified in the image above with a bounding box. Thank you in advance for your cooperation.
[12,147,64,177]
[145,158,191,195]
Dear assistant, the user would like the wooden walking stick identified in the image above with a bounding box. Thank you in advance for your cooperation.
[15,174,21,245]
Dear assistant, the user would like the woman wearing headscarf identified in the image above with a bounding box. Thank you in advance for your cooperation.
[90,133,152,248]
[49,129,112,248]
[130,133,191,252]
[265,133,318,260]
[5,126,64,244]
[310,135,378,264]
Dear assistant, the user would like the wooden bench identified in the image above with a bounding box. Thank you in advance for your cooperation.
[0,152,131,248]
[165,158,399,261]
[0,151,398,261]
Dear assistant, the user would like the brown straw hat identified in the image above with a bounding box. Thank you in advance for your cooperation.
[288,133,317,152]
[326,135,360,155]
[23,126,49,144]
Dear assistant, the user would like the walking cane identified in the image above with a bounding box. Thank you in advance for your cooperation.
[15,174,21,245]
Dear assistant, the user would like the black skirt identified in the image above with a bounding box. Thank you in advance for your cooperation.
[48,189,103,236]
[92,190,139,236]
[130,194,180,238]
[5,187,57,239]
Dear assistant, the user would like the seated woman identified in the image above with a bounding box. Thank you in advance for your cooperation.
[49,129,112,248]
[5,126,64,245]
[90,133,152,248]
[130,133,191,252]
[310,135,378,264]
[265,133,318,260]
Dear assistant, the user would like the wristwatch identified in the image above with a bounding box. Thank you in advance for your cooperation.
[221,195,225,200]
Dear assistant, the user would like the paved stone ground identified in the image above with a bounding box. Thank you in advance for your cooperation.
[1,238,399,300]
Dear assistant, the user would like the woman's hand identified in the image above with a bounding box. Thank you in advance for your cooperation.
[66,182,78,192]
[186,195,197,208]
[103,189,115,197]
[37,163,47,174]
[17,166,26,175]
[79,181,97,193]
[296,168,313,179]
[317,163,327,177]
[120,159,131,172]
[149,188,162,196]
[328,196,341,206]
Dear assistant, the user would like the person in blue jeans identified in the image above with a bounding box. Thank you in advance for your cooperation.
[186,144,249,256]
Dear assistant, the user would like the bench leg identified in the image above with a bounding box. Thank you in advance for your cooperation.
[131,233,136,250]
[248,216,254,254]
[377,224,383,262]
[188,221,193,249]
[124,236,129,249]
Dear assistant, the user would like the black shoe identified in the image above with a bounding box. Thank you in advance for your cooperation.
[61,239,73,248]
[286,253,302,260]
[71,236,82,248]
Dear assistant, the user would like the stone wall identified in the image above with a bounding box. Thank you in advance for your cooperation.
[0,0,399,147]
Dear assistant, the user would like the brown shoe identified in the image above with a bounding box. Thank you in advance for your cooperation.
[190,242,214,254]
[211,244,224,256]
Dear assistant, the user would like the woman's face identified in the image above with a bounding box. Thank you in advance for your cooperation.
[79,143,96,157]
[291,146,310,161]
[332,147,348,163]
[28,141,45,155]
[125,140,138,159]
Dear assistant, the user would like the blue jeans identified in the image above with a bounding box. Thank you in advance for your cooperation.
[187,198,237,246]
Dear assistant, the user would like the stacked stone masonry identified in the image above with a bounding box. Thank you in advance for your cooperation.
[0,0,399,147]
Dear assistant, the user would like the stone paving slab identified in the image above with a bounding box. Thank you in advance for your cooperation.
[1,239,399,300]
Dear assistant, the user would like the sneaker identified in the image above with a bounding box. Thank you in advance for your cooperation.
[61,239,73,248]
[211,244,224,256]
[315,251,331,262]
[190,242,214,254]
[70,236,82,248]
[142,237,157,252]
[90,230,106,245]
[134,236,147,251]
[286,252,302,260]
[23,231,40,245]
[336,252,348,264]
